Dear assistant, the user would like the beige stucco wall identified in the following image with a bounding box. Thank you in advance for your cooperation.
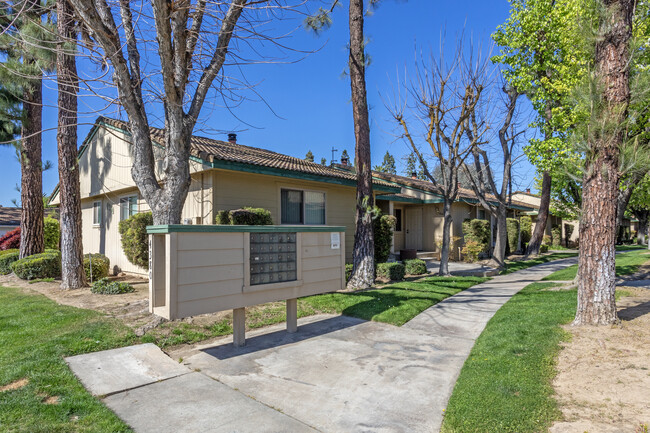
[212,170,357,262]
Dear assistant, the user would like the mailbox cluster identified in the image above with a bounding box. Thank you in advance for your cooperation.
[249,232,298,285]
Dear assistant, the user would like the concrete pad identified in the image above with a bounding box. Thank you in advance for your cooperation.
[184,315,473,433]
[104,372,317,433]
[66,343,190,396]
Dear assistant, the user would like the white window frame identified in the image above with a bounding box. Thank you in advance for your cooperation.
[92,201,102,226]
[278,186,327,225]
[120,195,139,221]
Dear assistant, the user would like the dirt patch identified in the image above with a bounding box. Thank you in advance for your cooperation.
[550,286,650,433]
[0,378,29,392]
[39,394,59,405]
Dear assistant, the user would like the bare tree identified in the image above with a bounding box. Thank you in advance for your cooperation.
[66,0,304,225]
[574,0,636,326]
[388,41,489,275]
[463,85,522,268]
[57,0,87,289]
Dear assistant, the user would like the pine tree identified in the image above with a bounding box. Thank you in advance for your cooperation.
[305,150,314,162]
[374,151,396,174]
[321,157,327,166]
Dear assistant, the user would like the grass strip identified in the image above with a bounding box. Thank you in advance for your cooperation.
[502,252,577,275]
[542,249,650,281]
[441,282,575,433]
[0,286,136,432]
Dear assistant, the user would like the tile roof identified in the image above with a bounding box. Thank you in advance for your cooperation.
[0,207,21,226]
[98,117,397,189]
[371,171,534,210]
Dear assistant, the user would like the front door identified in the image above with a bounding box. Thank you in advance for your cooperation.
[405,207,423,250]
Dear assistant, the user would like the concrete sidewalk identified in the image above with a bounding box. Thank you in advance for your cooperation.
[66,256,578,433]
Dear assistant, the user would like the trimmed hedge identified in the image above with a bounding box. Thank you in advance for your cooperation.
[506,218,519,255]
[11,250,61,280]
[43,217,60,250]
[551,224,562,247]
[461,240,484,263]
[0,227,20,250]
[84,253,110,281]
[91,278,135,295]
[374,213,397,263]
[376,262,405,281]
[462,219,490,245]
[520,216,532,245]
[404,259,427,275]
[119,212,153,269]
[0,249,19,275]
[216,207,273,225]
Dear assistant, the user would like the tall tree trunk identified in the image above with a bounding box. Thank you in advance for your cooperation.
[526,170,551,256]
[492,204,508,268]
[346,0,374,289]
[19,77,44,259]
[439,198,453,276]
[574,0,635,326]
[57,0,87,289]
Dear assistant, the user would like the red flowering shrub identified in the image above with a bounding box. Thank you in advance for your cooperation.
[0,227,20,250]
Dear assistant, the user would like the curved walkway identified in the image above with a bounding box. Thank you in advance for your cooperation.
[66,256,578,433]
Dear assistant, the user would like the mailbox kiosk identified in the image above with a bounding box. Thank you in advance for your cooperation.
[147,225,346,346]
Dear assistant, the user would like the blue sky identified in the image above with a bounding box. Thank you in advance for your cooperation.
[0,0,540,206]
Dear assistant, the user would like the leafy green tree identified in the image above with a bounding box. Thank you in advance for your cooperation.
[403,152,426,180]
[627,174,650,245]
[305,150,314,162]
[1,1,56,258]
[321,157,327,165]
[374,151,396,174]
[493,0,588,256]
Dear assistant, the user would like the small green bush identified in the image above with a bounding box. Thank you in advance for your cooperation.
[404,259,427,275]
[520,216,532,245]
[43,217,60,250]
[376,262,405,281]
[119,212,153,269]
[506,218,520,254]
[216,207,273,225]
[11,250,61,280]
[461,240,485,263]
[551,224,562,246]
[0,249,19,275]
[90,278,135,295]
[462,219,490,246]
[215,210,232,225]
[540,244,549,253]
[374,212,397,263]
[345,263,353,281]
[84,253,110,281]
[542,234,551,245]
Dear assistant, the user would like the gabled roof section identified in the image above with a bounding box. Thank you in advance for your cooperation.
[97,117,400,192]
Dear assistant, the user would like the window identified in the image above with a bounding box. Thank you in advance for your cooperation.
[281,189,325,225]
[478,209,486,220]
[394,209,402,232]
[93,201,102,225]
[120,196,138,221]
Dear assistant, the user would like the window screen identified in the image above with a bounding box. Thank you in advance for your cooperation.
[120,196,138,221]
[281,190,303,224]
[304,191,325,224]
[93,201,102,225]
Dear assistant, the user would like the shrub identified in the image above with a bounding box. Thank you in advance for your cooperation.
[43,217,60,250]
[0,249,19,275]
[461,240,485,263]
[216,207,273,225]
[91,278,135,295]
[542,234,551,245]
[520,216,532,245]
[506,218,520,255]
[83,253,110,281]
[119,212,153,269]
[404,259,427,275]
[374,212,397,263]
[345,263,353,281]
[551,224,562,246]
[0,227,20,250]
[540,244,549,253]
[11,250,61,280]
[376,262,405,281]
[215,210,231,225]
[462,219,490,246]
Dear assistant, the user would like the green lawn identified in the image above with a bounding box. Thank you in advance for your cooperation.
[542,248,650,281]
[0,286,135,432]
[501,252,578,275]
[441,282,575,433]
